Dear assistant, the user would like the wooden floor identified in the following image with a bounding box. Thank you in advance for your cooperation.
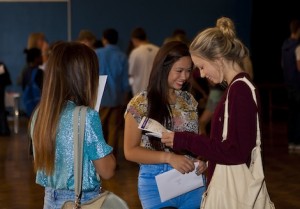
[0,113,300,209]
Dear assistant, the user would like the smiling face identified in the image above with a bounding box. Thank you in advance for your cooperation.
[191,55,223,84]
[167,56,192,90]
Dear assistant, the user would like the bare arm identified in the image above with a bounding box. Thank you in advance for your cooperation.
[93,153,116,180]
[124,113,195,173]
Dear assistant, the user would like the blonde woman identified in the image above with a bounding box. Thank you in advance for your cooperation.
[162,17,259,188]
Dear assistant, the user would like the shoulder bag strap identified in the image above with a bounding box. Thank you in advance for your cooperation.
[222,77,261,147]
[73,106,88,207]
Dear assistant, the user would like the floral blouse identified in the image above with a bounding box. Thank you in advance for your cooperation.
[125,90,199,150]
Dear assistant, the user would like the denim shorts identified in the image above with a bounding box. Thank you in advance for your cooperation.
[43,186,100,209]
[138,163,206,209]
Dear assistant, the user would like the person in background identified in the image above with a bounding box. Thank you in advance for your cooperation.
[161,17,259,189]
[128,27,159,96]
[281,19,300,152]
[77,29,97,49]
[163,28,190,46]
[26,32,49,70]
[96,28,131,158]
[18,32,49,86]
[0,62,12,136]
[21,48,43,91]
[198,81,224,135]
[30,42,116,209]
[124,41,207,209]
[21,48,44,117]
[94,39,104,49]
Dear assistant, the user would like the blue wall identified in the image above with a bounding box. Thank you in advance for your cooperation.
[0,0,252,90]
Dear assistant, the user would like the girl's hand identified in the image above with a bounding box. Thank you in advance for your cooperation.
[167,153,195,174]
[195,159,207,175]
[161,131,175,148]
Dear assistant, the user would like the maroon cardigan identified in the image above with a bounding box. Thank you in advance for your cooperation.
[173,73,260,186]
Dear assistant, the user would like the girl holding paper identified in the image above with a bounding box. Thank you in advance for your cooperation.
[30,42,116,208]
[124,41,207,209]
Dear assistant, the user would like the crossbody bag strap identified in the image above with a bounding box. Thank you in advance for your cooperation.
[222,77,261,147]
[30,109,39,141]
[73,106,88,208]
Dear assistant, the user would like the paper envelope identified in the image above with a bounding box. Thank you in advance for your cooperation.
[155,162,204,202]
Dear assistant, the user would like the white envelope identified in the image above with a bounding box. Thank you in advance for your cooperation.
[155,162,204,202]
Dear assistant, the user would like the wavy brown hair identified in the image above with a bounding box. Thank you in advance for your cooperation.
[32,42,99,175]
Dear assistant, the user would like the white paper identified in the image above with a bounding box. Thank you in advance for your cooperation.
[138,116,170,138]
[94,75,107,111]
[155,162,204,202]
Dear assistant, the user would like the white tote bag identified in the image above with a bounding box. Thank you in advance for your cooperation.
[200,77,275,209]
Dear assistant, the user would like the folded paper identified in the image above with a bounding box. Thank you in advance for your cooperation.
[155,162,204,202]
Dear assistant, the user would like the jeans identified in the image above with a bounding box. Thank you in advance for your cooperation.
[43,186,100,209]
[138,164,206,209]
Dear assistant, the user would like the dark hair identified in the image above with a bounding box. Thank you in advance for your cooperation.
[290,19,300,34]
[94,39,103,49]
[131,27,147,41]
[102,28,118,44]
[172,29,186,37]
[24,48,42,63]
[147,41,191,150]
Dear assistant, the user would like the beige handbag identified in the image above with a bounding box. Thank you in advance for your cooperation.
[61,190,129,209]
[61,106,129,209]
[200,77,275,209]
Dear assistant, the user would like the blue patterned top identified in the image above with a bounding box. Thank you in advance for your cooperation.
[34,101,113,191]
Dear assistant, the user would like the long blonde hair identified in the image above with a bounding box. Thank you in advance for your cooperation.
[32,42,99,175]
